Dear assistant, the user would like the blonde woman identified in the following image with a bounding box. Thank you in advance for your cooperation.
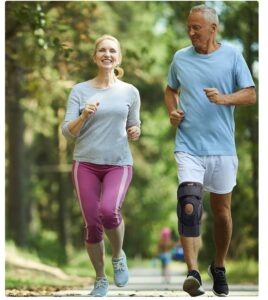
[62,35,141,296]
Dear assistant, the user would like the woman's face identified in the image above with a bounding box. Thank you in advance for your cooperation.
[94,39,121,71]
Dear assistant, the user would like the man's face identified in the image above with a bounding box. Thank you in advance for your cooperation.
[187,12,215,51]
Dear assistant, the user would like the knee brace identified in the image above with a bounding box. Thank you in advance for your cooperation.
[177,182,203,237]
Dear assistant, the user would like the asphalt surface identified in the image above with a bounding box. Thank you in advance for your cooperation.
[55,262,258,297]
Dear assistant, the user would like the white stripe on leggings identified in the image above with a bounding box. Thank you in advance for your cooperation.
[115,166,128,223]
[73,161,89,239]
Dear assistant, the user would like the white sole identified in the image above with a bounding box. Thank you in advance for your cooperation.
[183,276,205,297]
[207,265,229,297]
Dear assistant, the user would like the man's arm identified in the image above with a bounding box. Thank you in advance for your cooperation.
[204,87,256,106]
[164,85,185,127]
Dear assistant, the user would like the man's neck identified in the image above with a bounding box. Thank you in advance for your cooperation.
[195,40,220,54]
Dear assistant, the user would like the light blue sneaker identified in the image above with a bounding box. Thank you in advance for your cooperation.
[89,277,109,297]
[112,252,129,287]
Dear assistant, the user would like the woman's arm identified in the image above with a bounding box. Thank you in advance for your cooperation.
[67,102,99,136]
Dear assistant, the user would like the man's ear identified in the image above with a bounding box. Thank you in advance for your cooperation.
[211,23,217,33]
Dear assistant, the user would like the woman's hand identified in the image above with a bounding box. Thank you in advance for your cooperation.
[80,101,100,120]
[127,126,141,141]
[67,101,99,136]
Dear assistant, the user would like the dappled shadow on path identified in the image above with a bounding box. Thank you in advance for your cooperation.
[54,263,259,297]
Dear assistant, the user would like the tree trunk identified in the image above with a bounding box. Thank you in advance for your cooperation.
[246,9,259,258]
[56,108,69,264]
[6,59,28,246]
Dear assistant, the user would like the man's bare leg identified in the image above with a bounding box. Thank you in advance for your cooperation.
[210,192,232,267]
[181,236,201,271]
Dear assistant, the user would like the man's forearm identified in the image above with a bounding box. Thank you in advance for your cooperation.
[204,87,256,106]
[224,87,256,105]
[164,86,185,127]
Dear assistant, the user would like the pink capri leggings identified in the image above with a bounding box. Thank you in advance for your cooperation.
[72,161,132,243]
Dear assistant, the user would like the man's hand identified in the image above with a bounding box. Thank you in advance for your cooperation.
[127,126,141,141]
[169,109,185,127]
[204,88,227,105]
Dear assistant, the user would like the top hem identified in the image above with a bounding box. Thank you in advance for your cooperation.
[174,149,237,156]
[73,157,133,166]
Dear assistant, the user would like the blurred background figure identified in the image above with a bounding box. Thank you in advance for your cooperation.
[171,237,184,262]
[158,227,174,283]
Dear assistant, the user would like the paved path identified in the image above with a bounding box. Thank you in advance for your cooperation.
[55,263,258,297]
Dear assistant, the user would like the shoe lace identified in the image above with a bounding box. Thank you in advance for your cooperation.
[112,258,126,272]
[214,268,227,285]
[95,278,108,289]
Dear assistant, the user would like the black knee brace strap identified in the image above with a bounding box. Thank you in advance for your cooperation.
[177,182,203,237]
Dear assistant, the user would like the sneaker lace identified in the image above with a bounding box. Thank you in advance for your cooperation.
[112,259,126,272]
[214,268,227,285]
[95,278,107,289]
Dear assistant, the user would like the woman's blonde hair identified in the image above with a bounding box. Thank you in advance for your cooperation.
[93,34,124,79]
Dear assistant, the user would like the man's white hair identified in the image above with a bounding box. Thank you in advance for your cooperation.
[190,4,219,26]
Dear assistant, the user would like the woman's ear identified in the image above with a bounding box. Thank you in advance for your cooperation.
[92,54,96,64]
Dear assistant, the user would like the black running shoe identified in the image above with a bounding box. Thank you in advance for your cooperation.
[208,263,229,297]
[183,270,205,297]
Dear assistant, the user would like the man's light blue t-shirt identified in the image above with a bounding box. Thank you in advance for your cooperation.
[167,44,255,156]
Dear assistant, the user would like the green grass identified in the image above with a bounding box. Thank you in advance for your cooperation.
[5,240,133,291]
[5,240,108,290]
[6,263,80,290]
[62,248,114,278]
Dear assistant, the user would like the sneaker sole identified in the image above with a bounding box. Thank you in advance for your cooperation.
[115,280,128,288]
[207,266,229,297]
[89,293,108,297]
[183,276,205,297]
[89,290,108,297]
[114,275,129,287]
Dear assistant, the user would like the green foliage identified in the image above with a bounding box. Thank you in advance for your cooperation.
[27,230,67,266]
[6,1,258,267]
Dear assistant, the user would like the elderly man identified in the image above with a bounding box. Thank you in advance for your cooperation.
[164,4,256,297]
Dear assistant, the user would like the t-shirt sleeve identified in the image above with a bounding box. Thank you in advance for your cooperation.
[234,51,255,89]
[126,87,141,128]
[61,87,80,140]
[167,56,180,90]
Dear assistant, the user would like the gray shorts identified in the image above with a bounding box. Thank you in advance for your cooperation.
[174,152,239,194]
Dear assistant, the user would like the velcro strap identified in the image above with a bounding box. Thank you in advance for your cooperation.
[178,182,203,199]
[180,223,200,237]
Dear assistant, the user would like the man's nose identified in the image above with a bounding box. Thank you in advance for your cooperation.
[188,28,195,36]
